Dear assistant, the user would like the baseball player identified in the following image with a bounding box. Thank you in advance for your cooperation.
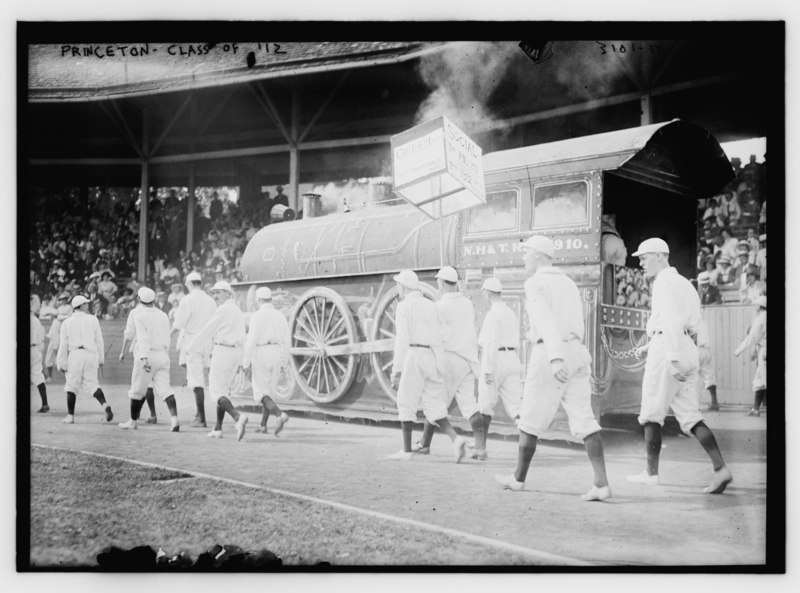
[119,297,158,424]
[388,270,467,462]
[242,286,291,435]
[117,287,181,431]
[696,317,720,412]
[734,295,766,417]
[31,298,49,413]
[475,278,522,459]
[56,295,113,424]
[171,271,217,427]
[188,281,248,441]
[495,236,611,501]
[628,238,733,494]
[412,266,482,458]
[44,292,72,379]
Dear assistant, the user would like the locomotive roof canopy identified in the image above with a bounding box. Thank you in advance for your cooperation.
[483,119,735,198]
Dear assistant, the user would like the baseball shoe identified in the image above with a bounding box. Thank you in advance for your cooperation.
[146,416,158,424]
[62,415,74,424]
[471,449,488,461]
[170,420,180,433]
[387,450,414,461]
[207,430,223,439]
[627,471,659,486]
[411,442,430,455]
[495,474,524,491]
[190,419,207,428]
[703,466,733,494]
[104,406,114,422]
[746,409,760,417]
[274,412,289,436]
[453,436,467,463]
[705,404,720,412]
[255,425,268,433]
[36,405,49,413]
[581,485,612,502]
[235,416,248,441]
[118,419,137,430]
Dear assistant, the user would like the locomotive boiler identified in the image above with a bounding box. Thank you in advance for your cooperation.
[235,119,734,426]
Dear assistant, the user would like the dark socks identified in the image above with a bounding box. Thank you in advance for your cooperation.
[165,395,178,418]
[193,387,206,423]
[92,388,107,407]
[469,413,486,451]
[67,391,76,415]
[643,422,662,476]
[483,413,492,435]
[584,432,609,488]
[218,396,239,422]
[401,421,413,452]
[420,420,436,448]
[130,398,145,421]
[708,385,718,406]
[214,405,225,431]
[260,399,271,428]
[145,388,156,416]
[753,389,766,411]
[437,417,458,441]
[690,421,726,471]
[37,383,48,406]
[514,430,538,483]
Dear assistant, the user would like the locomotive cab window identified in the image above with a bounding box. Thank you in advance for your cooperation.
[466,189,519,234]
[531,181,589,229]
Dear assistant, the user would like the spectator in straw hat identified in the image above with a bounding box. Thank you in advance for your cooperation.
[713,256,737,288]
[696,272,721,305]
[734,296,767,417]
[740,266,765,305]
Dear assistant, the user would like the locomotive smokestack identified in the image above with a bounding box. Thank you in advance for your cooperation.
[303,193,322,218]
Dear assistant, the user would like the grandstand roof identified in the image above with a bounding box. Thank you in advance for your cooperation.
[28,42,447,102]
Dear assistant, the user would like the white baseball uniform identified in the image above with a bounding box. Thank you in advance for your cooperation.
[44,303,73,368]
[129,306,173,401]
[477,300,522,418]
[57,310,104,396]
[639,267,704,434]
[172,288,217,389]
[243,302,290,403]
[734,309,766,390]
[189,299,245,403]
[519,266,600,440]
[30,313,45,386]
[436,292,480,420]
[392,290,448,423]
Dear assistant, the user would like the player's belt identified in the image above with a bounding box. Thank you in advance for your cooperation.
[214,342,238,348]
[256,342,279,346]
[498,347,515,351]
[409,343,431,349]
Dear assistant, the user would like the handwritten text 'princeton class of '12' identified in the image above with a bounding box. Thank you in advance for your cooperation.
[60,43,287,59]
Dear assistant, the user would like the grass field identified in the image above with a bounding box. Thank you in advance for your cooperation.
[29,446,542,568]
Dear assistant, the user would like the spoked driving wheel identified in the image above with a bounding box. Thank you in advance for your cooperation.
[369,282,439,401]
[288,287,358,404]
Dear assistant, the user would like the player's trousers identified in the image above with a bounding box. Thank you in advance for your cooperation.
[478,350,522,418]
[396,347,448,423]
[129,349,171,400]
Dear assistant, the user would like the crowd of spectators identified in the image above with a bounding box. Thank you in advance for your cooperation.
[695,153,767,304]
[29,185,288,323]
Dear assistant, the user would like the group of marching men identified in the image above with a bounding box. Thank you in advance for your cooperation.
[29,271,292,441]
[32,233,766,500]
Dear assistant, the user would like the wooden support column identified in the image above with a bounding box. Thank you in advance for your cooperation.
[640,92,653,125]
[186,165,196,254]
[138,110,149,281]
[289,87,300,213]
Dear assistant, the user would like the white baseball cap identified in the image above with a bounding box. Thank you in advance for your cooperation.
[256,286,272,300]
[137,287,155,304]
[521,235,556,257]
[393,269,419,290]
[211,281,233,293]
[71,295,89,308]
[755,296,766,309]
[185,271,202,284]
[435,266,459,283]
[481,278,503,293]
[632,238,670,257]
